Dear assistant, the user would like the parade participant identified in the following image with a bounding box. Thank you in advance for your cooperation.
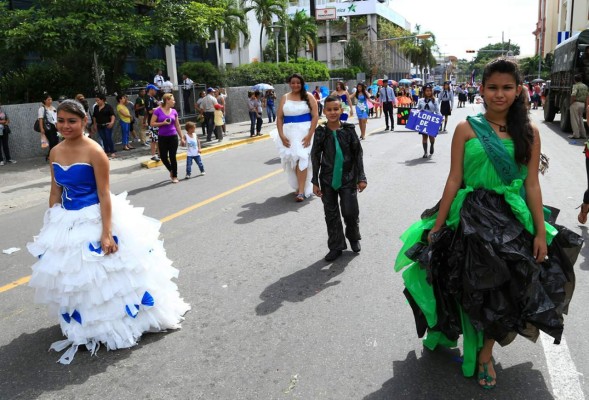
[349,82,373,140]
[115,94,134,151]
[150,93,185,183]
[439,81,454,132]
[379,81,396,131]
[271,73,319,201]
[91,94,116,159]
[457,84,467,108]
[145,84,160,161]
[394,58,581,390]
[311,95,367,262]
[331,81,353,122]
[313,86,323,116]
[27,100,190,364]
[416,85,440,158]
[184,121,205,179]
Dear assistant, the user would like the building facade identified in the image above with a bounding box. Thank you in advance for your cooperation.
[535,0,589,57]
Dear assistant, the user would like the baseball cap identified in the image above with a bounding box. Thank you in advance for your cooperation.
[146,84,158,91]
[207,87,215,93]
[388,80,393,84]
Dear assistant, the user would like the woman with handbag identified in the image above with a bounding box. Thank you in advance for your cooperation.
[394,59,581,390]
[38,93,59,160]
[0,102,16,165]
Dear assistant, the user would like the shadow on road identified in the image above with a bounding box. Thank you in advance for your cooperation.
[255,254,356,316]
[401,157,436,166]
[125,179,174,197]
[264,157,281,165]
[0,325,169,399]
[2,181,50,194]
[363,349,554,400]
[235,193,311,224]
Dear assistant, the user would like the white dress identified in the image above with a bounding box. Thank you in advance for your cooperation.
[27,162,190,364]
[270,100,314,197]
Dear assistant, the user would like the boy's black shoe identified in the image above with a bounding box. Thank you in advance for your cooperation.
[350,241,361,253]
[325,250,342,262]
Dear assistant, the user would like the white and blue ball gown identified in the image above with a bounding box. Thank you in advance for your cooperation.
[27,162,190,364]
[270,100,314,197]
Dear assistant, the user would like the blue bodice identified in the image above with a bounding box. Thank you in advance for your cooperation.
[340,94,348,103]
[53,163,100,210]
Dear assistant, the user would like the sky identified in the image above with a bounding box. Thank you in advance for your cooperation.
[390,0,538,60]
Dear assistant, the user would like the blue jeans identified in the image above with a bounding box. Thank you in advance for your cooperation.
[97,125,115,154]
[266,105,276,122]
[120,121,130,145]
[249,112,262,136]
[186,155,204,176]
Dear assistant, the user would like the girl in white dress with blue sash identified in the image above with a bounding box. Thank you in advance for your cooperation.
[271,74,319,201]
[28,100,190,364]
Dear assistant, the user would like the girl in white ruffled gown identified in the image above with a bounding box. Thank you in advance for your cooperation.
[28,100,190,364]
[271,74,319,201]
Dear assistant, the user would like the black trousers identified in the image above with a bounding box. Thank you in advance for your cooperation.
[158,135,179,178]
[382,101,394,129]
[183,90,192,114]
[320,184,361,250]
[204,111,215,140]
[0,132,11,161]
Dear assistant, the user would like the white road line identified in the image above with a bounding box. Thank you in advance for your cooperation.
[540,332,585,399]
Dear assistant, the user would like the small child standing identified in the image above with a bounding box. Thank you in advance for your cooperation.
[213,104,224,142]
[311,95,367,262]
[184,121,205,179]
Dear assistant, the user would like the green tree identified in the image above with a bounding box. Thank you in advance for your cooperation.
[0,0,224,94]
[343,38,367,71]
[246,0,287,63]
[287,10,317,61]
[399,28,437,79]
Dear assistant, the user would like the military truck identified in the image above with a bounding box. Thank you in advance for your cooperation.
[543,29,589,132]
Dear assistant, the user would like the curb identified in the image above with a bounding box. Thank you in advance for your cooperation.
[140,134,271,169]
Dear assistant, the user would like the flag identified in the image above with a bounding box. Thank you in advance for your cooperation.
[470,70,475,86]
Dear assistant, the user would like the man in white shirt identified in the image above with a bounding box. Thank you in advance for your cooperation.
[161,76,174,94]
[153,69,164,88]
[201,88,219,141]
[181,74,194,114]
[379,80,397,131]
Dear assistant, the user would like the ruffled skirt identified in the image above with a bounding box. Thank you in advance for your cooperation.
[270,121,314,197]
[27,193,191,364]
[398,189,581,376]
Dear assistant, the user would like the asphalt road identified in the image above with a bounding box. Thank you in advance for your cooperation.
[0,105,587,400]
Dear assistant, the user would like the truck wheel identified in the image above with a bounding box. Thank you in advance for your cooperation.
[544,96,556,122]
[560,100,572,132]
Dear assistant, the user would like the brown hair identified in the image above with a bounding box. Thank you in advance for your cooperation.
[185,121,196,131]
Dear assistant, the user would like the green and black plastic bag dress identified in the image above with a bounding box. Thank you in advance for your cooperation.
[394,113,582,377]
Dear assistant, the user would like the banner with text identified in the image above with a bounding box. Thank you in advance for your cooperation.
[406,109,442,137]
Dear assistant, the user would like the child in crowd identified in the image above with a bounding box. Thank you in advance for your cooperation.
[184,121,205,179]
[214,103,224,142]
[311,95,367,262]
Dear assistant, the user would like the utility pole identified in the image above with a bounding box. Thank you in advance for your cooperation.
[310,0,317,61]
[538,0,545,78]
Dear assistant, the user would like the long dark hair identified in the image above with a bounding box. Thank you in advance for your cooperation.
[482,58,533,165]
[288,73,311,110]
[356,82,368,97]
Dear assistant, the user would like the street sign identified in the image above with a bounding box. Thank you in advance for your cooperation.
[316,8,337,20]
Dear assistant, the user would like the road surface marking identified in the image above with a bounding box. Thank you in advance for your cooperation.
[0,168,283,294]
[540,332,585,399]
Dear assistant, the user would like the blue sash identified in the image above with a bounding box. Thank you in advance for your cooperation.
[284,113,312,124]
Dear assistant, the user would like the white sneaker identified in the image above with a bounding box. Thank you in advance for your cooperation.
[0,161,4,166]
[7,160,16,164]
[185,175,191,179]
[200,171,206,176]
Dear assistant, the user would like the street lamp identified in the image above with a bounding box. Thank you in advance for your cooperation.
[271,24,282,64]
[338,39,348,67]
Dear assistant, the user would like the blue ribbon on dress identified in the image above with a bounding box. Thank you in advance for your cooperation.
[283,113,312,124]
[62,310,82,324]
[88,236,119,254]
[125,291,155,318]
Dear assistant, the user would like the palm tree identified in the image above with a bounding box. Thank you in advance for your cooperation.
[400,30,436,79]
[287,10,317,60]
[246,0,287,62]
[213,0,250,67]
